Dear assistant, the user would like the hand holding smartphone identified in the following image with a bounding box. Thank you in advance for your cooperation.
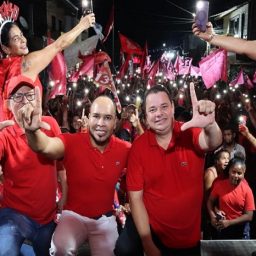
[195,1,209,32]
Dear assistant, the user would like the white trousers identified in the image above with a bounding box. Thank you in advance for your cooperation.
[49,210,118,256]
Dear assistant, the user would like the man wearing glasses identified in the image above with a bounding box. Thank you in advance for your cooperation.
[0,75,61,256]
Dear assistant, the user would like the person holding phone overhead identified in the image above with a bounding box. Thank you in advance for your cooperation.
[195,1,209,32]
[0,1,95,121]
[192,2,256,61]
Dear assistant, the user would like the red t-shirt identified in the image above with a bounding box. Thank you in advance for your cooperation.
[127,121,205,248]
[0,116,60,224]
[210,178,255,220]
[59,132,130,217]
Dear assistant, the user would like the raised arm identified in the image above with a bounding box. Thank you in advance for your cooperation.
[22,13,95,79]
[181,83,222,151]
[18,86,65,159]
[192,22,256,61]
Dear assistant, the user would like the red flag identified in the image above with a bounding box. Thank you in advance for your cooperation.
[199,49,227,89]
[102,5,114,43]
[117,55,131,80]
[119,33,143,55]
[147,60,160,87]
[69,55,94,82]
[94,61,122,113]
[94,51,111,65]
[47,38,67,99]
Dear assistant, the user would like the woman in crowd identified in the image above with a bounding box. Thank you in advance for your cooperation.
[0,1,95,120]
[207,157,255,239]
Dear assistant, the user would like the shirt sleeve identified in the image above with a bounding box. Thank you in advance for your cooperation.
[244,184,255,211]
[126,143,144,191]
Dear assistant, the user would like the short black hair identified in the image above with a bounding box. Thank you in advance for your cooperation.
[142,84,172,117]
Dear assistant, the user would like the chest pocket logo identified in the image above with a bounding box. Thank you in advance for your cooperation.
[180,161,188,167]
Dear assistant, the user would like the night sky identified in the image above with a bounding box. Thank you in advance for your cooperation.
[71,0,247,50]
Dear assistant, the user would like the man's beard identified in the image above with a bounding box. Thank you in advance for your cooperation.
[89,129,110,147]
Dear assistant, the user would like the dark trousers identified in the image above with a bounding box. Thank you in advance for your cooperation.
[114,215,200,256]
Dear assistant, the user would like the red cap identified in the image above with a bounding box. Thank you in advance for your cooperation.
[6,75,37,99]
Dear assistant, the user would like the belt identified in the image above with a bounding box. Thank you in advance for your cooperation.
[90,210,113,220]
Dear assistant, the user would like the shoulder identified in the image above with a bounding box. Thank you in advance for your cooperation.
[112,135,131,150]
[205,167,217,177]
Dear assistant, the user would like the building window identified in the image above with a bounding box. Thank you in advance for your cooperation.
[229,15,239,37]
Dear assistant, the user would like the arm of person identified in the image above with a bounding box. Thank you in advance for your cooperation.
[239,124,256,148]
[221,211,253,229]
[181,83,222,151]
[130,110,144,136]
[22,13,95,79]
[207,195,218,225]
[199,122,222,151]
[57,166,68,212]
[129,190,161,256]
[26,128,65,160]
[204,168,216,195]
[192,22,256,61]
[17,87,65,159]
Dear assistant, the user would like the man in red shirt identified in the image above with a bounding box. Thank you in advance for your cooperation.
[0,75,61,256]
[115,83,222,256]
[19,84,130,255]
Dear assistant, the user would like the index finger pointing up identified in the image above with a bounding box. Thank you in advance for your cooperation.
[82,108,85,118]
[189,82,198,108]
[34,86,42,109]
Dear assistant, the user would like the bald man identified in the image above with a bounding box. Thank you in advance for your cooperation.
[20,87,131,256]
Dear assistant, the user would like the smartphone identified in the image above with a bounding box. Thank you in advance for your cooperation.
[83,0,93,15]
[238,115,247,126]
[195,1,209,32]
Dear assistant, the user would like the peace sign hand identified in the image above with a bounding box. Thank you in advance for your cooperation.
[181,82,215,131]
[17,86,50,132]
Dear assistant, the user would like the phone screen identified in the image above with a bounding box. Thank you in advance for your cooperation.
[195,1,209,32]
[83,0,93,15]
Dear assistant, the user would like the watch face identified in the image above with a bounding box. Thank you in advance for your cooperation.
[19,16,28,30]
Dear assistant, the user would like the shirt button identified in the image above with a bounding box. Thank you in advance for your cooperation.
[101,165,104,169]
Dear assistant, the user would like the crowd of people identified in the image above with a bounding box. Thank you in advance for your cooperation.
[1,1,256,256]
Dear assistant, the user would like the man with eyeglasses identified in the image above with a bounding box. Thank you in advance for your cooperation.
[17,77,131,256]
[0,75,62,256]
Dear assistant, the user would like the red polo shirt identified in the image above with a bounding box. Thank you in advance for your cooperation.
[127,121,205,248]
[58,132,130,218]
[0,116,60,224]
[211,178,255,220]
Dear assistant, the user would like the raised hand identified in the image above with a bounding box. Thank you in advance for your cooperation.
[79,108,89,131]
[80,13,95,29]
[130,109,139,127]
[17,86,50,132]
[192,21,214,42]
[181,83,215,131]
[0,120,15,131]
